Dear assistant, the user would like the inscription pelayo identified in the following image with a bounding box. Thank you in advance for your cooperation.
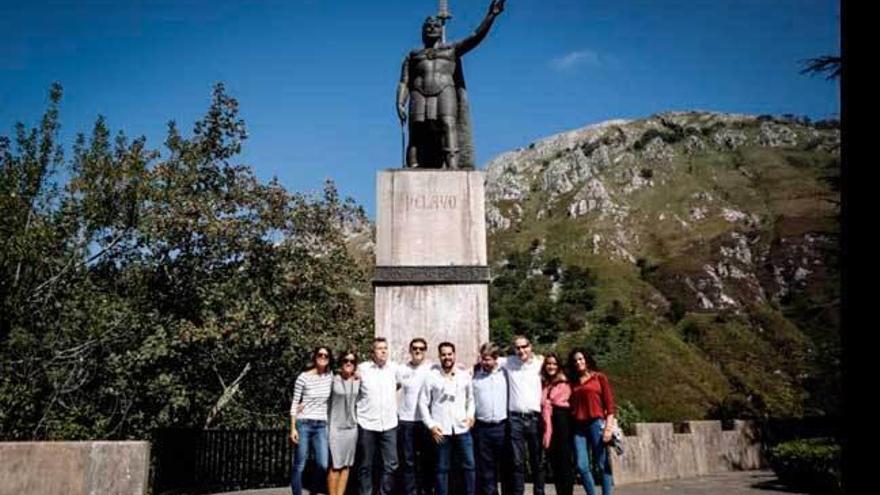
[398,192,459,210]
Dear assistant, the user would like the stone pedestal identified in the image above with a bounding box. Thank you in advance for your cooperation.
[374,170,488,366]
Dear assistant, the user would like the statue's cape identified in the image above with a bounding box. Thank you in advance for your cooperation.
[453,57,476,169]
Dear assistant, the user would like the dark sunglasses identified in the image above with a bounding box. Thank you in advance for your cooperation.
[316,353,330,358]
[411,346,427,352]
[341,357,356,364]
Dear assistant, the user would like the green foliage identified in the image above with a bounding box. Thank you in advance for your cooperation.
[614,399,644,433]
[768,438,842,494]
[678,307,812,420]
[489,249,597,345]
[1,83,370,440]
[632,118,699,151]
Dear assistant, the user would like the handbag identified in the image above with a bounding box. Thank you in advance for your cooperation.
[597,374,625,457]
[597,417,624,456]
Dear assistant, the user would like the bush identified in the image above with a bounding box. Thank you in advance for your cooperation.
[633,127,684,150]
[615,400,644,434]
[767,437,842,494]
[814,119,840,130]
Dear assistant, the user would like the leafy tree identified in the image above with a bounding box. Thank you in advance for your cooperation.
[1,83,370,440]
[489,250,596,345]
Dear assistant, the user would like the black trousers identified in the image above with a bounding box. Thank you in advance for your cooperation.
[546,407,574,495]
[508,412,544,495]
[356,426,398,495]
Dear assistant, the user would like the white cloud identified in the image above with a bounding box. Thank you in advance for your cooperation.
[550,50,602,71]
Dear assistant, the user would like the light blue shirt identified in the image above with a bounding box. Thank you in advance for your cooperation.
[472,364,508,423]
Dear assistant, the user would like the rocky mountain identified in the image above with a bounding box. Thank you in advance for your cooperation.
[483,111,840,421]
[349,111,840,422]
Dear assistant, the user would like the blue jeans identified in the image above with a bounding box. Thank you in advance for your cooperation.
[435,431,476,495]
[291,419,329,495]
[473,420,507,495]
[508,413,544,495]
[398,420,435,495]
[356,426,398,495]
[573,419,613,495]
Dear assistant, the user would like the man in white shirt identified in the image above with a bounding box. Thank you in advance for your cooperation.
[419,342,476,495]
[396,337,435,495]
[472,342,509,495]
[502,335,545,495]
[356,337,401,495]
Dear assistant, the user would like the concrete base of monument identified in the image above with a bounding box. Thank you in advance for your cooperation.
[374,169,490,366]
[374,284,488,367]
[376,169,487,266]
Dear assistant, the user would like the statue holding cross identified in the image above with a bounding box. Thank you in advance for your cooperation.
[396,0,506,169]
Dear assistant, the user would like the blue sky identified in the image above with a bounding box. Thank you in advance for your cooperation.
[1,0,840,214]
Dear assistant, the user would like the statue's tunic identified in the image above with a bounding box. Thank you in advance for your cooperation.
[402,44,475,168]
[408,45,458,121]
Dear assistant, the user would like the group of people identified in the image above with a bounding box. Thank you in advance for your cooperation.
[289,335,617,495]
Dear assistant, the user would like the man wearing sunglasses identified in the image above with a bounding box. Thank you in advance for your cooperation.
[396,337,435,495]
[501,335,545,495]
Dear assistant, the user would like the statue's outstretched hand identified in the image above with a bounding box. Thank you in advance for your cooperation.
[397,104,407,124]
[489,0,505,16]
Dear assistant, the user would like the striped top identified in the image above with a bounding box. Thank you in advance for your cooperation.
[290,370,333,421]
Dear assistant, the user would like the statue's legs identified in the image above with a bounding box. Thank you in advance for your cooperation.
[408,92,427,168]
[441,116,458,169]
[438,89,459,169]
[406,143,419,167]
[406,124,420,167]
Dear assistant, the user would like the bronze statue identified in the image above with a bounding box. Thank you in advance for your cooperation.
[396,0,505,169]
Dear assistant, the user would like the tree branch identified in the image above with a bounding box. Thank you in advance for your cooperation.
[800,55,841,80]
[204,362,252,428]
[29,230,128,300]
[13,209,34,288]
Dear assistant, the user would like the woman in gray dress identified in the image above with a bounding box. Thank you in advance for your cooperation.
[327,349,360,495]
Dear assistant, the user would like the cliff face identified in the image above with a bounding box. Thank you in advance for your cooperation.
[482,112,840,421]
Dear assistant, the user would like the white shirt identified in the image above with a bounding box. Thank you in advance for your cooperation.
[397,360,433,422]
[501,354,544,414]
[472,365,508,423]
[356,360,401,432]
[419,364,475,435]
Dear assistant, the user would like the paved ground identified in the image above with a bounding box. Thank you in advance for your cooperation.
[210,470,807,495]
[610,471,808,494]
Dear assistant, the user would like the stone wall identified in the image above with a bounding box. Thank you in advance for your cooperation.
[0,441,150,495]
[612,420,764,485]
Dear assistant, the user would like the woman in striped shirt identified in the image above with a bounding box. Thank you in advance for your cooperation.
[290,346,334,495]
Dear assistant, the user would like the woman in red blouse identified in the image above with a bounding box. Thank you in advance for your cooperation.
[540,353,574,495]
[567,348,615,495]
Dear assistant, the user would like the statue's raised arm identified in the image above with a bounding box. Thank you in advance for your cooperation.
[454,0,505,56]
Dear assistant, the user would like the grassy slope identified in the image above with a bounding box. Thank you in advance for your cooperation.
[486,116,840,421]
